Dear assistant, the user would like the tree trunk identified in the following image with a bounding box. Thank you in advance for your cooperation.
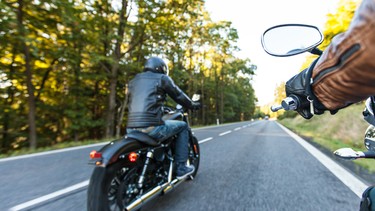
[116,84,128,137]
[220,76,224,123]
[105,0,129,138]
[105,66,118,138]
[214,69,219,124]
[17,0,37,149]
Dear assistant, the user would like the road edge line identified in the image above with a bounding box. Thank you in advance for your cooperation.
[9,180,89,211]
[276,122,367,198]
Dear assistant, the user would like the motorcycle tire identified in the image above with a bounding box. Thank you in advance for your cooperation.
[189,136,200,179]
[87,162,140,211]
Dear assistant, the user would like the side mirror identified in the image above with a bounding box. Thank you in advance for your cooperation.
[261,24,323,57]
[333,148,362,160]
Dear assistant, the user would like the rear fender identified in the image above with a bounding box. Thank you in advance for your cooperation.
[90,137,146,167]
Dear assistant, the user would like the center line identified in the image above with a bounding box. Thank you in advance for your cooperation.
[199,137,213,144]
[219,130,232,136]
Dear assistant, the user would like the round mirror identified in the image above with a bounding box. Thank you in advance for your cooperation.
[261,24,323,56]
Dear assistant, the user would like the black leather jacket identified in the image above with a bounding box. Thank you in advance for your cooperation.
[126,71,195,128]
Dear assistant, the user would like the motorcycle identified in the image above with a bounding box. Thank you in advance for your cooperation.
[86,94,201,211]
[261,23,375,210]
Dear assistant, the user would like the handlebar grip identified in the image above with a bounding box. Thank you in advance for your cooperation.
[270,105,283,112]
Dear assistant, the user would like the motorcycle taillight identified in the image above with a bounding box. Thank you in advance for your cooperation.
[90,150,102,159]
[128,152,138,162]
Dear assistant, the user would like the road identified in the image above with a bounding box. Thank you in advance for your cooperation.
[0,120,368,211]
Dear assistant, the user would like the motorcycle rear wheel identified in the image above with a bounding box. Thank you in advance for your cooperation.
[87,162,140,211]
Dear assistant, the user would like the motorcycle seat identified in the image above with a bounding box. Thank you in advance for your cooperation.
[126,131,159,146]
[162,112,183,121]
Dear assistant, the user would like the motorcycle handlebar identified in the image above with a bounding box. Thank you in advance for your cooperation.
[270,95,301,112]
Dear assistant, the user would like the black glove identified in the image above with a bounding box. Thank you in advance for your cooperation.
[285,59,328,119]
[191,102,201,111]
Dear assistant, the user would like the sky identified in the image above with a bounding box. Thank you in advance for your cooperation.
[205,0,340,106]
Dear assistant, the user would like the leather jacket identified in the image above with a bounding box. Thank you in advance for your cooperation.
[311,0,375,110]
[126,71,195,128]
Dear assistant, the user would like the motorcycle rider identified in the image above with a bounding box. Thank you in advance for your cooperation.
[126,56,201,179]
[284,0,375,119]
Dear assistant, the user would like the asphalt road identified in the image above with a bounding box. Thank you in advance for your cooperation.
[0,120,368,211]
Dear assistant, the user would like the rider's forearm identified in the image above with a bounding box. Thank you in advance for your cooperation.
[311,0,375,110]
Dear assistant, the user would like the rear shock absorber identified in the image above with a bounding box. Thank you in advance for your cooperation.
[138,150,154,189]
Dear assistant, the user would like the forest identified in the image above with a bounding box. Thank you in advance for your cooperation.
[0,0,258,153]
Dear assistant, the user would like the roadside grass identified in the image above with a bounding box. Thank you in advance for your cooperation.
[279,102,375,173]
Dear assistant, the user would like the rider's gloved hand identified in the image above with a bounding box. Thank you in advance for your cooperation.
[191,102,201,111]
[285,61,329,119]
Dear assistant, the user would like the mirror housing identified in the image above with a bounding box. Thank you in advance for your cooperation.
[334,148,363,160]
[365,125,375,151]
[261,24,323,57]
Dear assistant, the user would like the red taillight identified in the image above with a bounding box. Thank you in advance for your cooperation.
[90,150,102,159]
[128,152,138,162]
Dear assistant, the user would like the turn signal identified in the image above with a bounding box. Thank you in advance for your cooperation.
[128,152,138,162]
[90,150,102,159]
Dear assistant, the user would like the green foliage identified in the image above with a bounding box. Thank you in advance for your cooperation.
[0,0,257,153]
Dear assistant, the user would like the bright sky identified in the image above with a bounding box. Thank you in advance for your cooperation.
[205,0,340,106]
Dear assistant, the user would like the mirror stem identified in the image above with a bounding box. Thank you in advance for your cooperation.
[309,48,323,56]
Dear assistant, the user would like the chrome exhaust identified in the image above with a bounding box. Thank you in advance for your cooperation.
[163,177,187,194]
[125,161,190,211]
[125,183,168,211]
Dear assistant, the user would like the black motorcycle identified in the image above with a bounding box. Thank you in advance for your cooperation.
[261,23,375,211]
[87,95,201,211]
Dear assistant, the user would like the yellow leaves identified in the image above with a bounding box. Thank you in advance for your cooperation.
[49,79,59,92]
[34,60,49,69]
[0,55,13,66]
[323,0,361,41]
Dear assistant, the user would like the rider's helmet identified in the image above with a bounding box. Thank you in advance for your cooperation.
[143,57,169,75]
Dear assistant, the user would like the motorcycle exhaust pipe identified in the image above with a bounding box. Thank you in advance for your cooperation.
[163,177,188,194]
[125,161,189,211]
[125,176,189,211]
[125,183,168,211]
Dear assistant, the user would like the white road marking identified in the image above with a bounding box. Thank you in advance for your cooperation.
[277,122,367,198]
[219,130,232,136]
[198,137,213,144]
[234,127,241,131]
[0,142,108,162]
[9,180,89,211]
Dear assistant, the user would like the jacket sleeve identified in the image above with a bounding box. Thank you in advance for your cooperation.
[161,75,194,109]
[311,0,375,110]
